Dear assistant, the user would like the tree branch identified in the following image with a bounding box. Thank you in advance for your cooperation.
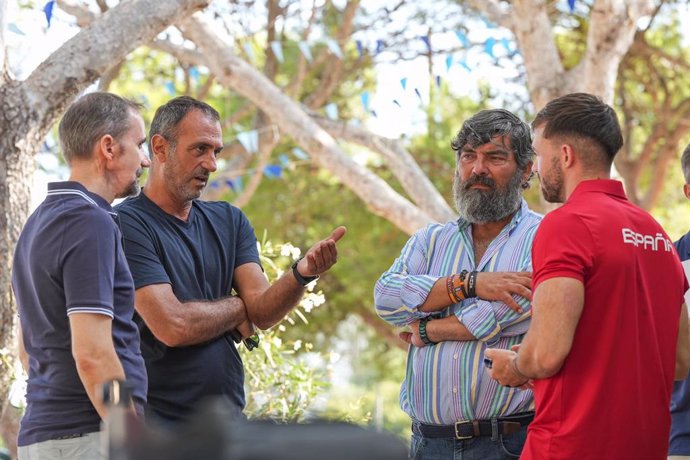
[312,115,454,223]
[23,0,210,135]
[304,0,360,109]
[576,0,655,103]
[180,12,433,235]
[462,0,513,29]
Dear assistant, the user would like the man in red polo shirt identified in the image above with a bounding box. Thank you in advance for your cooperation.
[485,92,690,460]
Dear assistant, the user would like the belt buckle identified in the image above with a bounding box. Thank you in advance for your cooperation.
[454,421,473,440]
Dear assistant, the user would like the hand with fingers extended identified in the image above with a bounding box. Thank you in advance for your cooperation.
[296,226,347,277]
[475,271,532,313]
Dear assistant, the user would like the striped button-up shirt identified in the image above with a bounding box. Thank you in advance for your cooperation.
[374,200,541,424]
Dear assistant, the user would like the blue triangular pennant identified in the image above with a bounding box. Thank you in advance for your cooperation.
[8,23,26,35]
[292,147,309,160]
[43,0,55,28]
[360,91,370,112]
[270,41,284,63]
[263,165,283,179]
[355,40,364,58]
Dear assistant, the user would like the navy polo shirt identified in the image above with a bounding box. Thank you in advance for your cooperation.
[12,181,147,446]
[115,192,261,423]
[670,232,690,455]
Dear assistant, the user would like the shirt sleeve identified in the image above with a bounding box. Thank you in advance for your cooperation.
[532,210,595,289]
[61,209,117,318]
[233,207,261,269]
[455,226,537,344]
[118,208,171,290]
[374,227,438,327]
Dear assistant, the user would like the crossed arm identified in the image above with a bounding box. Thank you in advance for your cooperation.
[135,227,347,347]
[399,271,533,347]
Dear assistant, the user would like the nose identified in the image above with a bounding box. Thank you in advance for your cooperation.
[472,155,489,176]
[140,153,151,168]
[202,151,218,173]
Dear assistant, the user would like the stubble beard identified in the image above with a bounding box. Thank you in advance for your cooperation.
[539,156,564,203]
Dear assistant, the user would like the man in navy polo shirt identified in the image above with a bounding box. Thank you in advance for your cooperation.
[12,92,150,459]
[670,143,690,460]
[116,96,346,424]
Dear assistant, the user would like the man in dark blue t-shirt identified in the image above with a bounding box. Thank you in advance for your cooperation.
[12,92,150,459]
[671,143,690,459]
[116,96,346,424]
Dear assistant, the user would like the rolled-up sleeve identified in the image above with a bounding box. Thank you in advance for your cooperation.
[374,229,438,327]
[455,257,533,344]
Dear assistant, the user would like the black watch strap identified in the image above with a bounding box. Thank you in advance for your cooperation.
[291,257,319,286]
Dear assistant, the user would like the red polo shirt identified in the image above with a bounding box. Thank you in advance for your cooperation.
[523,180,686,460]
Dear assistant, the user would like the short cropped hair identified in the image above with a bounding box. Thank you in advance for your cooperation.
[532,92,623,166]
[58,92,142,164]
[681,144,690,185]
[451,109,534,169]
[149,96,220,152]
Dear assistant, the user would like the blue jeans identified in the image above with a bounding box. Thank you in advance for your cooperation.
[409,424,528,460]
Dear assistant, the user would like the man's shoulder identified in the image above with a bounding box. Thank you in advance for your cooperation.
[675,230,690,261]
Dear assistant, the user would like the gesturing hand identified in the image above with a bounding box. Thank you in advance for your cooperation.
[475,271,532,313]
[297,226,347,277]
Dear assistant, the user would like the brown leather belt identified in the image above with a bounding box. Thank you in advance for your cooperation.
[413,412,534,440]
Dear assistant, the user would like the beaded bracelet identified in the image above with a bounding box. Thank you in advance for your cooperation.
[419,317,435,345]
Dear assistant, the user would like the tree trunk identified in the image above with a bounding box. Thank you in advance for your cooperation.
[0,0,210,451]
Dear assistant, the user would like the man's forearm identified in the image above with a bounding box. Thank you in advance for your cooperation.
[426,315,475,342]
[246,271,306,330]
[74,348,127,421]
[171,296,248,346]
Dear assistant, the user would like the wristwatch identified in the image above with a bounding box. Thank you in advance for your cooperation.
[291,257,319,286]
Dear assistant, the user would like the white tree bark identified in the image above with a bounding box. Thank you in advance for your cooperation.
[467,0,656,108]
[0,0,8,85]
[179,13,434,235]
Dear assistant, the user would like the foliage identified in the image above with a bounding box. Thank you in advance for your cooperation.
[241,233,332,423]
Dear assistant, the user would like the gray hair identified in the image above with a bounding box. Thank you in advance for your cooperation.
[451,109,534,169]
[58,92,142,164]
[149,96,220,152]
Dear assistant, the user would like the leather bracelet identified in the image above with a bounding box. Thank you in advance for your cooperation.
[459,270,469,298]
[446,274,464,304]
[291,257,319,286]
[418,317,435,345]
[466,271,478,298]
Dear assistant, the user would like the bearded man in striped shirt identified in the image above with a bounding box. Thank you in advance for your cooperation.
[375,109,542,460]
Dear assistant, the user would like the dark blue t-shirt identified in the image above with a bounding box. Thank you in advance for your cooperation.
[671,232,690,455]
[12,182,147,446]
[115,192,261,422]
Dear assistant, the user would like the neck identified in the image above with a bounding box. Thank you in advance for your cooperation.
[563,168,611,201]
[471,211,515,243]
[143,176,193,221]
[69,164,114,203]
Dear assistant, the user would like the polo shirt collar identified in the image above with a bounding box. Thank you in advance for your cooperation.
[46,181,116,216]
[457,198,528,235]
[568,179,626,201]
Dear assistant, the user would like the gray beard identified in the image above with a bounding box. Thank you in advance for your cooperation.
[453,172,523,224]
